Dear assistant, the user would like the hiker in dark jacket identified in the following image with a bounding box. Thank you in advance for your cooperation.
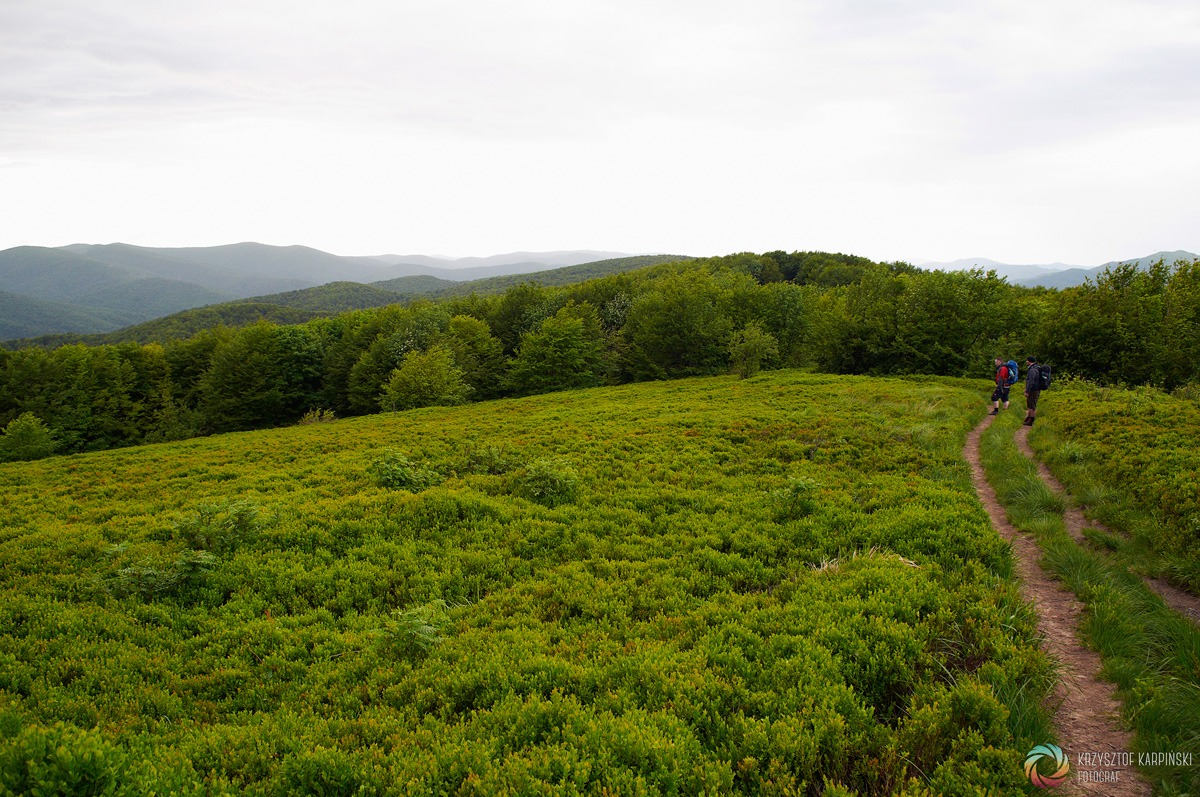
[1023,356,1041,426]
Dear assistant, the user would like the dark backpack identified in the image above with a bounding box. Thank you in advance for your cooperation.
[1005,360,1019,386]
[1033,363,1052,390]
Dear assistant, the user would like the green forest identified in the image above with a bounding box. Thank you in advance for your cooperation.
[2,251,1198,461]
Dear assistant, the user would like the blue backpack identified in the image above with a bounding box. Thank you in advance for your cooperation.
[1004,360,1019,386]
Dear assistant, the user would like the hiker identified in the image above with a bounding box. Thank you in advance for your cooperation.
[1023,356,1041,426]
[990,357,1014,414]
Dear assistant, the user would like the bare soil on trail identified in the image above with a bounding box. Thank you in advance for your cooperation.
[1013,425,1200,625]
[965,416,1150,796]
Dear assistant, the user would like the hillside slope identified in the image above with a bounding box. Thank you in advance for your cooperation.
[0,246,238,339]
[372,254,689,297]
[0,246,155,303]
[367,250,639,281]
[0,290,138,338]
[3,282,417,348]
[4,255,686,348]
[0,244,672,344]
[0,372,1052,794]
[1016,249,1198,288]
[65,242,314,296]
[90,283,407,344]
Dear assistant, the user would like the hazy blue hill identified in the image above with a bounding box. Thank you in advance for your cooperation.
[373,255,689,297]
[385,260,564,282]
[0,290,138,340]
[3,254,685,348]
[86,278,235,318]
[370,274,458,296]
[1020,268,1099,290]
[366,251,663,282]
[6,282,406,347]
[94,303,325,345]
[89,259,665,345]
[66,242,311,297]
[140,242,396,285]
[437,254,692,295]
[0,246,237,336]
[1098,250,1197,270]
[923,250,1199,289]
[1017,250,1199,288]
[0,246,145,304]
[3,243,661,341]
[920,257,1068,283]
[86,282,402,345]
[371,250,631,270]
[241,281,403,313]
[59,243,652,288]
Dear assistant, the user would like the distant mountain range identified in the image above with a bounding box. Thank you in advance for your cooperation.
[920,251,1198,288]
[4,242,1195,344]
[0,243,648,341]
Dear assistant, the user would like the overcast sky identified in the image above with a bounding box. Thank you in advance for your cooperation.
[1,0,1197,265]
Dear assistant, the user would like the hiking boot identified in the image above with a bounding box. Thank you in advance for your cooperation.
[1022,417,1033,426]
[989,409,999,415]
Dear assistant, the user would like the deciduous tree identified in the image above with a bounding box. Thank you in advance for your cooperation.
[380,345,471,411]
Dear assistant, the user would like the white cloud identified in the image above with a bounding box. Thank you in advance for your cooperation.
[1,0,1197,263]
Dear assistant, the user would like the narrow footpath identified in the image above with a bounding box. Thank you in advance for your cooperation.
[1012,425,1200,625]
[964,415,1150,797]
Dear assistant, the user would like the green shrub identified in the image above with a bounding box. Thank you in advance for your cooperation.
[514,458,580,506]
[505,305,606,395]
[296,408,337,425]
[1171,381,1200,402]
[368,451,443,491]
[109,550,217,601]
[173,549,219,591]
[143,400,203,444]
[0,412,58,462]
[110,563,176,601]
[379,345,471,411]
[0,722,128,796]
[772,477,821,521]
[728,322,780,379]
[377,600,449,660]
[173,500,264,553]
[459,443,519,475]
[273,746,368,797]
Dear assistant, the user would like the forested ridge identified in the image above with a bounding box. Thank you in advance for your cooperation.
[0,253,682,347]
[2,250,1198,460]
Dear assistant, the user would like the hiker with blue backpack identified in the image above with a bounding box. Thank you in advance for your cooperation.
[990,357,1019,415]
[1023,356,1052,426]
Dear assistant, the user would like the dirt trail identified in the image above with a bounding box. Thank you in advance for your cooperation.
[965,416,1150,796]
[1013,426,1200,625]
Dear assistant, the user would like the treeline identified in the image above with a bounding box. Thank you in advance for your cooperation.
[1,252,1197,458]
[1037,258,1200,390]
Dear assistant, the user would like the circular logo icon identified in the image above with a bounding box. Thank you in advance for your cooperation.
[1025,744,1070,788]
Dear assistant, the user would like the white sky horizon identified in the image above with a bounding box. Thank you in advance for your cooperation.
[2,0,1197,267]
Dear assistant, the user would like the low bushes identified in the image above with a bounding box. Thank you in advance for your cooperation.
[0,372,1055,794]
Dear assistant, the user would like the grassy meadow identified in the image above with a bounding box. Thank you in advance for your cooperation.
[1024,382,1200,593]
[0,372,1055,795]
[981,395,1200,796]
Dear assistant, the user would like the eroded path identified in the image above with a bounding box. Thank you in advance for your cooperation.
[965,415,1150,796]
[1013,425,1200,625]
